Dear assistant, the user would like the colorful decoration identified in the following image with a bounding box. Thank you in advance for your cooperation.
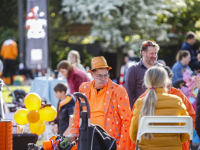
[24,93,42,110]
[27,110,40,123]
[29,120,46,135]
[14,93,57,135]
[43,136,76,150]
[180,69,199,110]
[13,75,25,86]
[39,106,57,122]
[14,109,29,125]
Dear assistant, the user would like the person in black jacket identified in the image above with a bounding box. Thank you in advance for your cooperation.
[52,83,75,136]
[181,31,200,71]
[194,76,200,138]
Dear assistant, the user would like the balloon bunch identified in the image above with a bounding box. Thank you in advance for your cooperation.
[14,93,57,135]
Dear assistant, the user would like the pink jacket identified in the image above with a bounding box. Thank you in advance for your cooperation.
[67,67,90,94]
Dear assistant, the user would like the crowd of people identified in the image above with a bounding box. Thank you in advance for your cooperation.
[50,31,200,150]
[1,31,200,149]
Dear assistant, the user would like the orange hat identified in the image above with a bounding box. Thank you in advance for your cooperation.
[88,56,112,73]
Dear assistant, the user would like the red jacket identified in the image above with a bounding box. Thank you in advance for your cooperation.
[67,67,90,94]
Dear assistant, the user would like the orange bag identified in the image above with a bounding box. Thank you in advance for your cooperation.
[43,136,56,150]
[0,120,13,150]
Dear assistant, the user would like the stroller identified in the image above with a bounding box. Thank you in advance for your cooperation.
[41,92,116,150]
[73,92,116,150]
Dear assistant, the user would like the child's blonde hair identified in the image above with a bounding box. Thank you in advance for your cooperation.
[68,50,81,64]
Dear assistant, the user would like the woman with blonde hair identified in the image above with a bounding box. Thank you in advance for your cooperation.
[129,66,189,150]
[67,50,86,72]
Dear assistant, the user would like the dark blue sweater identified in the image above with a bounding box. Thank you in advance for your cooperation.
[181,42,196,62]
[195,90,200,138]
[54,94,76,135]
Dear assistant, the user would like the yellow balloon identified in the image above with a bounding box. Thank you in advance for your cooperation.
[24,93,41,110]
[39,106,57,122]
[29,120,45,135]
[14,109,29,125]
[27,110,40,123]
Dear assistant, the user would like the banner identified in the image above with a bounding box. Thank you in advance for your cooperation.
[26,0,48,69]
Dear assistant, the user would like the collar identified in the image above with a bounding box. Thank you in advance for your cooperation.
[139,59,147,68]
[91,80,108,91]
[185,42,192,47]
[59,96,72,109]
[97,88,103,92]
[83,78,115,116]
[139,59,158,69]
[177,61,186,67]
[154,88,167,93]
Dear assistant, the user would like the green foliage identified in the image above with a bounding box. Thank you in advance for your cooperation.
[4,0,200,71]
[158,0,200,38]
[49,0,70,69]
[0,0,18,30]
[50,44,93,69]
[0,0,26,69]
[0,28,18,46]
[61,0,187,51]
[0,0,20,45]
[49,0,94,69]
[81,45,93,67]
[51,44,70,70]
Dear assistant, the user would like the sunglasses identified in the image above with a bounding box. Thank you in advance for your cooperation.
[142,41,157,49]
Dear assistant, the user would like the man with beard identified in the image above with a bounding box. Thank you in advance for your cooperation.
[125,41,162,109]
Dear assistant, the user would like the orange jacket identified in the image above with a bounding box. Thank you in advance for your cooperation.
[70,79,131,150]
[1,39,18,60]
[128,87,195,150]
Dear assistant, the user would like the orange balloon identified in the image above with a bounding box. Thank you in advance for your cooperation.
[27,110,40,123]
[14,109,29,125]
[29,120,45,135]
[39,106,57,122]
[24,93,41,110]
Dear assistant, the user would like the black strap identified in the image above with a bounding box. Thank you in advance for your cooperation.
[79,112,88,131]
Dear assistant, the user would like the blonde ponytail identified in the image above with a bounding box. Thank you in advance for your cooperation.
[139,66,168,139]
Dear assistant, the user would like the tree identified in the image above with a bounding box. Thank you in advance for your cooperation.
[49,0,94,70]
[0,0,20,45]
[48,0,69,69]
[157,0,200,67]
[61,0,186,76]
[158,0,200,39]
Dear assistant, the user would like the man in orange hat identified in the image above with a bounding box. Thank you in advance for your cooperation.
[69,56,131,150]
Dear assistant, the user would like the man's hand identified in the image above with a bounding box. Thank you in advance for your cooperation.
[51,122,55,125]
[63,127,71,136]
[67,133,78,142]
[51,124,58,134]
[194,76,200,89]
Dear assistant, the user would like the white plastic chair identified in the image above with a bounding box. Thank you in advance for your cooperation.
[136,116,193,150]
